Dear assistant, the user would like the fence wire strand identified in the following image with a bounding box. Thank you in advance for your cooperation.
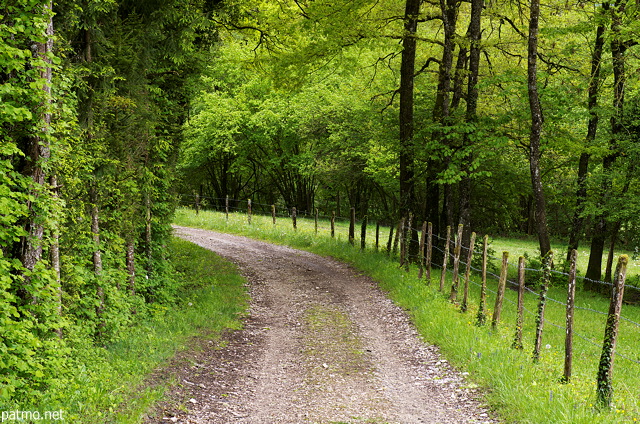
[180,198,640,366]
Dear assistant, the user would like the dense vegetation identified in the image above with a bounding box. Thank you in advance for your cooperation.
[1,0,639,417]
[177,0,640,283]
[0,0,226,411]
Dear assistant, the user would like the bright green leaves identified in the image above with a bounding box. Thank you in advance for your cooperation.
[0,0,221,409]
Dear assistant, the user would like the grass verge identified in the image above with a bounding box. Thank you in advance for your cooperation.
[174,208,640,424]
[26,236,248,423]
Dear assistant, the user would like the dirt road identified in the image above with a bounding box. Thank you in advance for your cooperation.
[149,226,498,424]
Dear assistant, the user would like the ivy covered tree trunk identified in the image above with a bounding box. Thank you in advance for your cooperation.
[527,0,552,257]
[18,1,54,287]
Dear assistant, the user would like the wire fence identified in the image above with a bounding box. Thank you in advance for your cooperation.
[178,194,640,402]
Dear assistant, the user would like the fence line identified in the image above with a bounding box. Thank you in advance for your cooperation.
[179,196,640,401]
[185,194,640,303]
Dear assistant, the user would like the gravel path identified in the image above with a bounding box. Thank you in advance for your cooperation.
[146,226,499,424]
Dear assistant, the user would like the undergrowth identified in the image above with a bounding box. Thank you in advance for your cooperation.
[173,208,640,424]
[5,237,248,423]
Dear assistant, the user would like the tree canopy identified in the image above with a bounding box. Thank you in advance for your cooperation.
[1,0,640,408]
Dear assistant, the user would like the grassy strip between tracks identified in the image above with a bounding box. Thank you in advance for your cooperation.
[174,208,640,424]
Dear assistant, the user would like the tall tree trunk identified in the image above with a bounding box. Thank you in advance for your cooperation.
[527,0,552,257]
[450,46,468,112]
[604,221,622,283]
[50,175,62,337]
[126,239,136,295]
[433,0,457,124]
[399,0,420,220]
[566,152,590,259]
[399,0,422,259]
[459,0,483,247]
[585,0,626,287]
[18,1,54,292]
[585,217,607,288]
[566,8,607,262]
[90,185,105,336]
[431,0,458,248]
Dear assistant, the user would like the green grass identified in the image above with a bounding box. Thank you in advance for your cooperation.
[31,236,248,423]
[488,234,640,279]
[174,208,640,424]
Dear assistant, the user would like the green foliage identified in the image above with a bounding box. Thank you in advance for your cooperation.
[1,237,248,422]
[522,252,573,289]
[179,40,400,218]
[3,0,640,418]
[0,0,221,410]
[0,268,67,405]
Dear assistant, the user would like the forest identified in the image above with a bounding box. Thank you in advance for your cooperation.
[1,0,639,415]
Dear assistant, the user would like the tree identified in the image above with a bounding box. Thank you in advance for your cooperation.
[565,5,608,263]
[458,0,484,246]
[526,0,552,257]
[584,0,638,286]
[10,1,55,295]
[399,0,421,221]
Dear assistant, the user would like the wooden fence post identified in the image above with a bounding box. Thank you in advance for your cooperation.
[491,251,509,329]
[461,232,476,313]
[292,207,297,230]
[361,215,368,250]
[225,195,229,220]
[562,249,578,383]
[315,208,319,234]
[375,222,380,250]
[449,224,464,302]
[247,199,252,224]
[392,220,401,256]
[405,214,412,272]
[439,226,452,292]
[533,251,553,362]
[272,205,276,224]
[596,254,628,409]
[476,235,489,326]
[418,221,427,279]
[349,207,355,245]
[331,211,335,237]
[386,224,394,255]
[195,192,200,215]
[512,256,526,349]
[425,222,433,284]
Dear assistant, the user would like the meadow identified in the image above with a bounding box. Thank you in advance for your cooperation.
[174,207,640,424]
